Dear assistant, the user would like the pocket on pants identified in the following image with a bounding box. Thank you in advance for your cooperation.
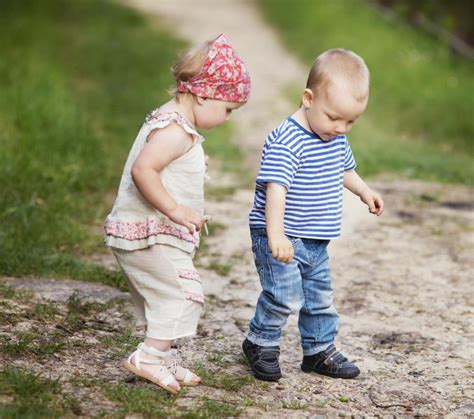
[176,268,205,305]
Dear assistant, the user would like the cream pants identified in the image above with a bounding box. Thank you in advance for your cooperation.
[112,244,204,340]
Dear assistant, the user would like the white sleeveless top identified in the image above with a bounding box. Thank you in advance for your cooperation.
[104,110,206,253]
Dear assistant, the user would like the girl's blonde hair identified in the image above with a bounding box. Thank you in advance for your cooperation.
[306,48,370,102]
[169,40,213,102]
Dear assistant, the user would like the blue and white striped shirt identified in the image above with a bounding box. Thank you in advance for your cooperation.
[249,117,356,240]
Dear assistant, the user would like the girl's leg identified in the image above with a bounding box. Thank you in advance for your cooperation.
[111,249,147,331]
[144,337,172,351]
[116,245,202,388]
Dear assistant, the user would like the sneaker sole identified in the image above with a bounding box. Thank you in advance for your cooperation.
[251,370,282,382]
[301,364,360,379]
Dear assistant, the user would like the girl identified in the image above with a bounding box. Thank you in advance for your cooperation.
[104,34,250,394]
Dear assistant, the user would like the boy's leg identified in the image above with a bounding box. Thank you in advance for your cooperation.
[297,241,339,355]
[298,240,360,379]
[247,232,304,347]
[244,229,304,381]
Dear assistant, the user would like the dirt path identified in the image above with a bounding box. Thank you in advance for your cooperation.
[121,1,474,417]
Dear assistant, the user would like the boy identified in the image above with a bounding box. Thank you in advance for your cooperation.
[243,49,384,381]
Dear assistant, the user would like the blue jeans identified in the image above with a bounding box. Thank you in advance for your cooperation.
[247,228,339,356]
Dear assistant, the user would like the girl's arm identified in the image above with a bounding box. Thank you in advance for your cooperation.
[131,123,205,233]
[344,169,384,216]
[265,182,294,264]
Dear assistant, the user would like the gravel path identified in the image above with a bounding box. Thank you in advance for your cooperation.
[120,1,473,416]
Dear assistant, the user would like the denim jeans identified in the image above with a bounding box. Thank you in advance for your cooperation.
[247,228,339,356]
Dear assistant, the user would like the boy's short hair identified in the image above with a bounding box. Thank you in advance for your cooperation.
[306,48,370,102]
[169,40,214,101]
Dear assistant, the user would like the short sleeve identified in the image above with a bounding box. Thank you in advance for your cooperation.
[344,140,357,171]
[256,143,300,189]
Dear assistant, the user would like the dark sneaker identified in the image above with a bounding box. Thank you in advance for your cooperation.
[301,344,360,379]
[242,338,282,381]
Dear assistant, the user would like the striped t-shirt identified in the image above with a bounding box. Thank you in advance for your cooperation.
[249,117,356,240]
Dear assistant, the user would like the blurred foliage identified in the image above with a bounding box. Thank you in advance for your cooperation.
[377,0,474,46]
[0,0,240,283]
[259,0,474,184]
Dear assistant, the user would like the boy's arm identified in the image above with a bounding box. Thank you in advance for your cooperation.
[131,124,205,233]
[265,183,294,264]
[344,170,384,216]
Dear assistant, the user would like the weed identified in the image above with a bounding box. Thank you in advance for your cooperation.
[183,396,242,418]
[0,367,79,417]
[0,283,15,299]
[104,382,177,418]
[26,302,61,322]
[101,326,141,357]
[203,260,233,276]
[194,362,255,391]
[0,330,66,359]
[282,400,309,410]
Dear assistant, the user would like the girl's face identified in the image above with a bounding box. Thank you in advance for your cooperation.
[194,98,244,129]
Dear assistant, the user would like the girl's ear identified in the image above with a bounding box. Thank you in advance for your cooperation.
[302,88,314,108]
[196,96,207,105]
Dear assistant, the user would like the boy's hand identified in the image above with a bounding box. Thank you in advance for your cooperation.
[360,189,384,216]
[168,204,206,233]
[268,234,294,264]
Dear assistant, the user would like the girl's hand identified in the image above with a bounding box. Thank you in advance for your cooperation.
[360,189,384,216]
[268,234,294,264]
[168,205,206,233]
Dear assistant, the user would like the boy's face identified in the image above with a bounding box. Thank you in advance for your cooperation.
[302,81,368,141]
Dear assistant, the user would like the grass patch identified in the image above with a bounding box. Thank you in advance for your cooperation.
[183,397,243,418]
[61,292,126,332]
[104,382,177,418]
[101,326,141,358]
[206,185,238,201]
[194,362,256,391]
[26,303,61,322]
[0,330,66,359]
[258,0,474,184]
[200,260,233,276]
[0,368,81,417]
[105,382,243,418]
[282,400,309,410]
[0,284,33,301]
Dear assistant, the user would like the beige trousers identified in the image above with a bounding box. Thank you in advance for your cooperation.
[112,244,204,340]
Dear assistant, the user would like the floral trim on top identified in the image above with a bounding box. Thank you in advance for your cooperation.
[105,218,198,246]
[145,110,204,141]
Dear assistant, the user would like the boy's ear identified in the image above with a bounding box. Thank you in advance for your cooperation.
[302,88,314,108]
[196,96,207,105]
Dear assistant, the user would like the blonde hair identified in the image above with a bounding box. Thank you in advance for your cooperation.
[168,40,213,102]
[306,48,370,102]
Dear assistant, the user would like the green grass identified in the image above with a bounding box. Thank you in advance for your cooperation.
[0,368,81,417]
[258,0,474,184]
[0,0,243,283]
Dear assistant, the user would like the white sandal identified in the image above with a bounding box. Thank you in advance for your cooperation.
[164,349,201,387]
[124,343,180,394]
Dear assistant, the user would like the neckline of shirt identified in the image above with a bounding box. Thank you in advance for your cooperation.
[157,110,204,142]
[286,116,321,139]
